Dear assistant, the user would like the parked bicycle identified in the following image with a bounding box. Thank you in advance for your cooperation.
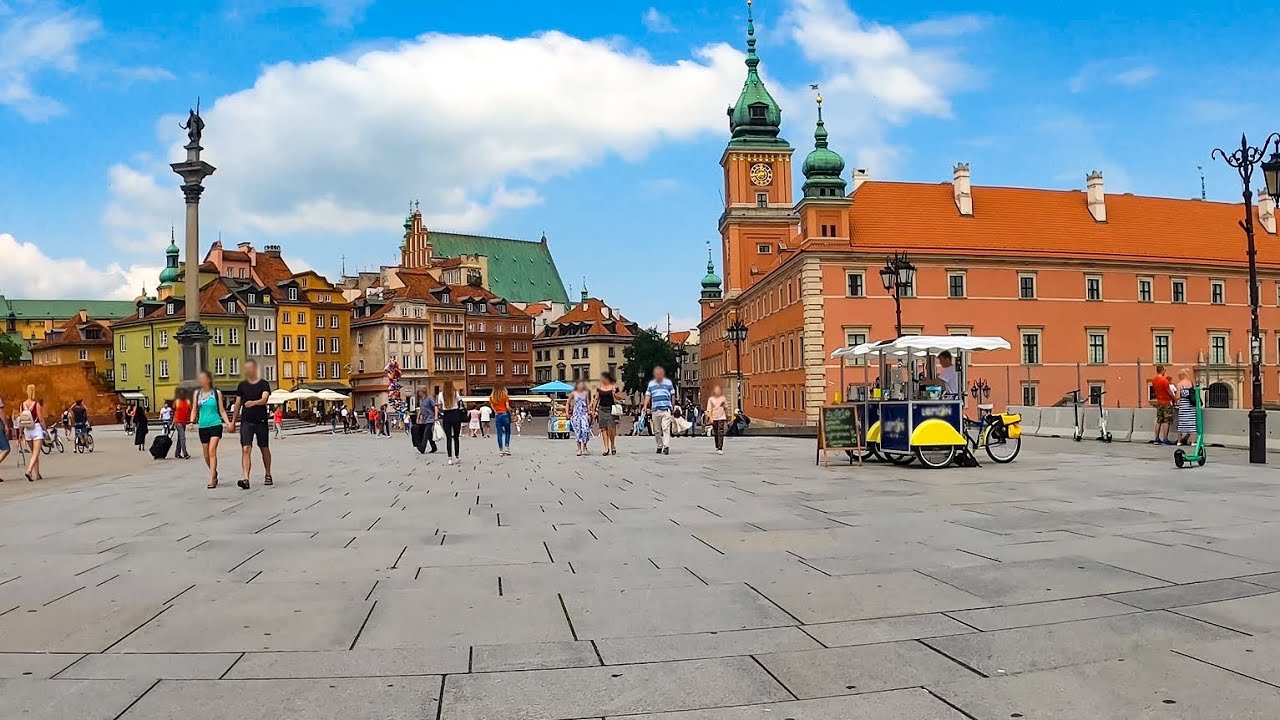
[41,431,65,455]
[961,379,1022,464]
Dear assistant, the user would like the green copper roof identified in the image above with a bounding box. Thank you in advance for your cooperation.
[159,233,181,284]
[701,246,721,289]
[429,232,569,305]
[802,98,847,198]
[727,1,787,148]
[0,296,138,321]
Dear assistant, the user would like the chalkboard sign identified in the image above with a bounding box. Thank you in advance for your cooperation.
[817,404,862,467]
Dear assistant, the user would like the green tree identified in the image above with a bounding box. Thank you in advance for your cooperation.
[621,328,678,395]
[0,334,24,367]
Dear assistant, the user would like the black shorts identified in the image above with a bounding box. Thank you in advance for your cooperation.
[240,421,270,448]
[198,425,223,444]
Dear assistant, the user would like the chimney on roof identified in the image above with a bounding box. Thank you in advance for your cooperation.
[237,241,251,251]
[852,168,870,192]
[263,245,282,258]
[952,163,973,217]
[1259,190,1277,235]
[1086,171,1107,222]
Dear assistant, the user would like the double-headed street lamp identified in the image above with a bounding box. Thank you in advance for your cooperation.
[1212,133,1280,465]
[879,252,916,338]
[727,319,748,412]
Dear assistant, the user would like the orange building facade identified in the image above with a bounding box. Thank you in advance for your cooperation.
[699,10,1280,426]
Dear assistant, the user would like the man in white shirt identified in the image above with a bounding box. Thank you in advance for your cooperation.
[937,350,959,397]
[479,403,493,438]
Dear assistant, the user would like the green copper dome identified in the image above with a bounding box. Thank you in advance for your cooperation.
[700,245,722,300]
[727,1,788,148]
[801,98,847,199]
[159,231,181,284]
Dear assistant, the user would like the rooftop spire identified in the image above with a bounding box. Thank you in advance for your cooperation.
[801,90,847,199]
[701,240,723,297]
[727,0,787,147]
[745,0,759,70]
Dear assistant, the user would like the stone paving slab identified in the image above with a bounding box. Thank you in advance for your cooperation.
[923,610,1239,676]
[226,647,468,678]
[945,596,1138,631]
[0,678,154,720]
[614,688,971,719]
[1177,631,1280,687]
[58,651,240,679]
[1173,591,1280,635]
[923,557,1166,605]
[440,657,791,720]
[756,641,979,699]
[596,626,820,665]
[563,583,796,640]
[754,571,987,624]
[118,676,442,719]
[1079,543,1280,583]
[471,641,601,672]
[1241,571,1280,590]
[0,652,82,678]
[800,613,974,647]
[1106,578,1275,610]
[356,591,572,648]
[932,651,1280,719]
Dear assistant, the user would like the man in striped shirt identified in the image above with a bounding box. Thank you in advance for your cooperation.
[643,365,676,455]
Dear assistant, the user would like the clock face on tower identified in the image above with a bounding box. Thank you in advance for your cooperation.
[749,162,773,187]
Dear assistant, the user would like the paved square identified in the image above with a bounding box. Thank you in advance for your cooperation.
[2,431,1280,717]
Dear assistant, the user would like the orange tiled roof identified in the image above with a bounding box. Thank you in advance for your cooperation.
[448,284,532,318]
[669,331,691,345]
[542,298,636,338]
[31,312,112,349]
[397,269,447,300]
[523,303,550,316]
[844,181,1279,268]
[110,278,242,328]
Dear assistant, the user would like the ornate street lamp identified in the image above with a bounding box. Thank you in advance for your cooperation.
[880,252,915,337]
[1212,132,1280,464]
[726,319,748,412]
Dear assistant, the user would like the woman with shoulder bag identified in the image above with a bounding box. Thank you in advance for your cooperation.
[439,380,466,466]
[17,384,44,481]
[192,370,233,489]
[593,371,623,456]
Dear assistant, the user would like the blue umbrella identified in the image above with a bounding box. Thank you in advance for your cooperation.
[531,380,574,395]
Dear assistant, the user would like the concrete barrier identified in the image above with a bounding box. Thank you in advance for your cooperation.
[1130,408,1159,443]
[1202,408,1249,449]
[1008,406,1041,436]
[1037,407,1077,438]
[1100,408,1134,442]
[1268,411,1280,452]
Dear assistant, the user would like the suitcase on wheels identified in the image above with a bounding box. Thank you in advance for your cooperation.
[150,434,173,460]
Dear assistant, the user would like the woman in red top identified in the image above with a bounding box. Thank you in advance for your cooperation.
[273,406,284,439]
[491,385,512,456]
[173,392,193,459]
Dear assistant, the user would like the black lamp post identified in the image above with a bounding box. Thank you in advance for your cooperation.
[879,252,916,337]
[1212,132,1280,465]
[727,319,748,412]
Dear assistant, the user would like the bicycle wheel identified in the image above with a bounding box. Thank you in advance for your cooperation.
[984,424,1021,463]
[41,439,52,455]
[56,436,65,453]
[915,445,957,469]
[86,436,94,453]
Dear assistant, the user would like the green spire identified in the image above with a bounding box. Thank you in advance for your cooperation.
[159,226,181,285]
[801,94,847,199]
[727,0,787,148]
[701,242,722,299]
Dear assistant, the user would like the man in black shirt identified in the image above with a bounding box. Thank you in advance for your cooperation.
[232,359,273,489]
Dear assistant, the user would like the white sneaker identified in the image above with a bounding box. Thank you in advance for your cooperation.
[717,449,723,455]
[447,458,454,466]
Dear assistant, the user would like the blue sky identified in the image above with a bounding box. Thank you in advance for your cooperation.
[1,0,1277,330]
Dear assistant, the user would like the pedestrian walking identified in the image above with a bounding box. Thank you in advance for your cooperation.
[192,370,232,489]
[173,391,192,459]
[439,380,466,466]
[492,385,513,456]
[160,401,174,436]
[133,404,149,452]
[61,406,72,440]
[468,405,482,438]
[273,405,284,438]
[71,399,90,452]
[706,384,729,454]
[642,365,676,455]
[232,358,274,489]
[340,405,350,433]
[592,371,622,456]
[0,393,11,482]
[413,389,439,454]
[1150,365,1175,445]
[479,403,493,438]
[1175,368,1197,447]
[568,380,592,455]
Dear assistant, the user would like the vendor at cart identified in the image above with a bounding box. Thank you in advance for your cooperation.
[917,350,959,400]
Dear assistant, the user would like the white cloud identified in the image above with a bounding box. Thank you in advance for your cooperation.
[0,233,159,300]
[643,7,676,33]
[1069,59,1157,93]
[778,0,980,176]
[105,31,743,253]
[0,5,99,120]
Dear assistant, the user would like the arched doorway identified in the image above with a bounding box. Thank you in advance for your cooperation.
[1207,382,1232,409]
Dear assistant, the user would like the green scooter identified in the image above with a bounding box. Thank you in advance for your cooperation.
[1173,385,1206,468]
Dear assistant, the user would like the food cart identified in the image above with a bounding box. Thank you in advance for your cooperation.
[531,381,573,439]
[830,336,1015,468]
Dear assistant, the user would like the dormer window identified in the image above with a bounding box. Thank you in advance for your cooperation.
[225,301,236,313]
[166,303,175,315]
[749,104,767,120]
[287,287,299,301]
[247,293,256,304]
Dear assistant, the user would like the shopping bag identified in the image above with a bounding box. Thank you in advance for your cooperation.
[433,422,445,443]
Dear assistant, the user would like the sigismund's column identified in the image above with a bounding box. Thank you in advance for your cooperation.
[170,104,217,382]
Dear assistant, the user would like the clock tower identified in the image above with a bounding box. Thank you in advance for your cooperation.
[719,0,795,298]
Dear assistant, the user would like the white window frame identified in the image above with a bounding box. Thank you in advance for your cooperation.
[1018,273,1037,300]
[1085,275,1102,301]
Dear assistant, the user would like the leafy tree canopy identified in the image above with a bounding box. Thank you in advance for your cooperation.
[0,334,24,367]
[621,328,677,395]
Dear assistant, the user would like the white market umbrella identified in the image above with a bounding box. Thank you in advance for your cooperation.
[314,389,349,402]
[268,390,295,405]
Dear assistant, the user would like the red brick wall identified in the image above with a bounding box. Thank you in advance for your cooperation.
[0,362,120,426]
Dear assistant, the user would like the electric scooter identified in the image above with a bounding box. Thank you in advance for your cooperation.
[1069,389,1112,442]
[1174,385,1207,468]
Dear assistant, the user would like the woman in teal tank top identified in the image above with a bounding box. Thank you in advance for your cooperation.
[190,370,231,489]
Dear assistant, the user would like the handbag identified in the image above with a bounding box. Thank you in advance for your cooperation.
[611,405,623,417]
[432,421,445,443]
